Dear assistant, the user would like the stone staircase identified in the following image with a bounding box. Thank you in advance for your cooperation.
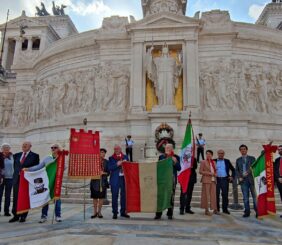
[61,171,282,211]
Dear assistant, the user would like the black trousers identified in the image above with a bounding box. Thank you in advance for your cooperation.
[180,181,195,211]
[216,177,229,212]
[277,182,282,202]
[0,178,13,214]
[12,176,28,219]
[126,147,133,162]
[197,147,204,162]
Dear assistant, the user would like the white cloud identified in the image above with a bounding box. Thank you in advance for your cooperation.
[248,3,266,20]
[67,0,113,16]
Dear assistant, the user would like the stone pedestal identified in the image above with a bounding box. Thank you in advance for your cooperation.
[151,105,178,113]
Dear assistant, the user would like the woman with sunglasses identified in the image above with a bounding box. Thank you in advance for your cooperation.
[23,143,63,223]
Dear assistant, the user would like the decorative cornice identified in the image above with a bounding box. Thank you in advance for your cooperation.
[141,0,187,17]
[256,2,282,25]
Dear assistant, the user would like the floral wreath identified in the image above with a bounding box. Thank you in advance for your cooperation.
[155,123,175,153]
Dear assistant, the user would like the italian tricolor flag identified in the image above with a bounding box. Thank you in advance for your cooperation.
[252,144,277,219]
[123,158,173,213]
[17,152,67,214]
[178,118,195,193]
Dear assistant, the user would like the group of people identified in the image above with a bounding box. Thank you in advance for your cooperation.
[0,141,63,223]
[1,139,282,224]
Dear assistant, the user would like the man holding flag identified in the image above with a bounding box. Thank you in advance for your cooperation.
[154,144,181,220]
[9,142,39,223]
[274,145,282,218]
[23,143,63,223]
[252,144,277,219]
[178,116,195,215]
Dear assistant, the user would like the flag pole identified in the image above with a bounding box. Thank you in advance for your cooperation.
[83,118,87,222]
[52,200,56,224]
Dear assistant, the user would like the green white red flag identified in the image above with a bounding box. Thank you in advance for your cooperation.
[251,144,277,218]
[178,118,195,193]
[17,151,67,214]
[123,158,173,213]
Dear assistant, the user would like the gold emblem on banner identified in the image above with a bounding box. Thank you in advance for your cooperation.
[72,136,79,142]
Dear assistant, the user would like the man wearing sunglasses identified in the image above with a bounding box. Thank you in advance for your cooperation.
[23,144,63,223]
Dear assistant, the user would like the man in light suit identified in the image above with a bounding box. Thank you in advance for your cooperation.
[214,150,235,215]
[274,145,282,218]
[236,144,257,218]
[9,141,40,223]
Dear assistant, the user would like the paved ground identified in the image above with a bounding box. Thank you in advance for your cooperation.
[0,204,281,245]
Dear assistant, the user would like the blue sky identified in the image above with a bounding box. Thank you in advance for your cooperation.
[0,0,270,32]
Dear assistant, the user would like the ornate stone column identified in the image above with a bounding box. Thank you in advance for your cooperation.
[1,39,9,69]
[12,37,22,66]
[130,41,145,113]
[184,39,200,110]
[27,37,33,51]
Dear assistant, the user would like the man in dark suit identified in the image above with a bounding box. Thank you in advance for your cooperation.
[274,145,282,218]
[9,141,40,223]
[236,144,257,218]
[180,157,197,215]
[108,145,129,220]
[214,149,235,215]
[155,144,181,220]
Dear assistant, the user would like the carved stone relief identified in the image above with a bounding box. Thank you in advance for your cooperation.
[200,59,282,114]
[10,63,130,127]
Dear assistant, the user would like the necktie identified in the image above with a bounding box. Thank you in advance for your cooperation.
[20,152,27,165]
[279,157,282,177]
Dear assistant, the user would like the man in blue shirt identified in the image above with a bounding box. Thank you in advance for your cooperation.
[214,149,235,214]
[125,135,134,162]
[196,133,206,163]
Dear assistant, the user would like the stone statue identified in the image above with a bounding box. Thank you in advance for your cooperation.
[35,2,50,16]
[52,1,66,16]
[146,44,182,106]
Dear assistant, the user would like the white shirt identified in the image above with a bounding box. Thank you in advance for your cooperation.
[125,139,134,148]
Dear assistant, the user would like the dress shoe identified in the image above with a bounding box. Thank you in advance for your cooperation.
[154,215,161,220]
[120,214,130,218]
[167,215,173,220]
[186,210,194,214]
[213,211,220,215]
[19,218,26,223]
[98,213,103,219]
[9,216,19,223]
[113,214,117,219]
[4,213,11,217]
[91,213,98,219]
[179,210,184,215]
[242,213,250,218]
[223,210,230,215]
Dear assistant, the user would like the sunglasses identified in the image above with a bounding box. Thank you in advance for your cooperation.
[51,147,58,150]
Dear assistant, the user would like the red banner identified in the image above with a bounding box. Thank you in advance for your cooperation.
[68,128,101,179]
[54,150,68,199]
[263,144,277,215]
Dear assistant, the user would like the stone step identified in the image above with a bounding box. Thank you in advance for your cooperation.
[61,177,282,210]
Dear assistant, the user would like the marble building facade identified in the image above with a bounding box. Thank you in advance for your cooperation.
[0,0,282,161]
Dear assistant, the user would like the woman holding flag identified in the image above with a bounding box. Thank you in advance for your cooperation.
[199,150,218,216]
